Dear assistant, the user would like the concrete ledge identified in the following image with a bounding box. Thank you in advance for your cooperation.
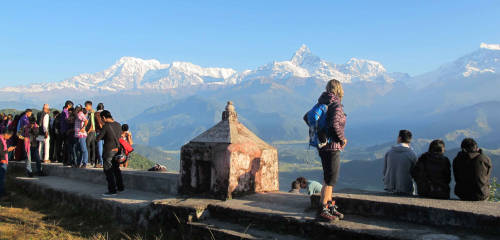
[8,161,179,195]
[7,163,499,239]
[310,192,500,233]
[208,192,493,240]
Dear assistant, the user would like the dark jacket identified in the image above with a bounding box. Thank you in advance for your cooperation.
[453,149,492,201]
[96,121,122,159]
[412,152,451,199]
[317,92,346,151]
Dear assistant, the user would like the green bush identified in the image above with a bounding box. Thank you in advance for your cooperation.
[489,177,499,202]
[127,152,156,170]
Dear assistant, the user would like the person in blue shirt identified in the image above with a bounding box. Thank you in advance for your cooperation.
[296,177,323,195]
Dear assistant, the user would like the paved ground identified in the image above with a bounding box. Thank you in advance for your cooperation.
[17,176,167,207]
[10,166,500,239]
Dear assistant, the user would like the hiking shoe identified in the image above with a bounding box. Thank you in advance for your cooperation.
[317,207,339,222]
[328,202,344,220]
[102,192,117,197]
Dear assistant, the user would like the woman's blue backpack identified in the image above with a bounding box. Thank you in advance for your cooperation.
[304,103,329,148]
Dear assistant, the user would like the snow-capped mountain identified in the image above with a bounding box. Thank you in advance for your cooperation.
[410,43,500,89]
[237,44,396,83]
[1,57,238,93]
[0,45,400,93]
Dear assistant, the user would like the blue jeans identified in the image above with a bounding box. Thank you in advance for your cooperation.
[26,146,41,174]
[70,137,78,166]
[78,137,88,166]
[97,140,104,165]
[0,163,7,197]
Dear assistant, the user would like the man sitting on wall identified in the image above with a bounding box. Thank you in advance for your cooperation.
[383,130,417,195]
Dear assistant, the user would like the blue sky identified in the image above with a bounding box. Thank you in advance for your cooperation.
[1,0,499,87]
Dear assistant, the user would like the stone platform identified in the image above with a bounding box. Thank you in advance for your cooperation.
[5,163,499,239]
[8,161,178,195]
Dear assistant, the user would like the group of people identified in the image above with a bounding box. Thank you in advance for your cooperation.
[383,130,492,201]
[304,79,494,223]
[0,100,135,198]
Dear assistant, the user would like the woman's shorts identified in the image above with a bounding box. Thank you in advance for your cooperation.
[319,150,341,187]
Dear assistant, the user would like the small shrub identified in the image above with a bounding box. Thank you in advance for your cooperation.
[489,177,500,202]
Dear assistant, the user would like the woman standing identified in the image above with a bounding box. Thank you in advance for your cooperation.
[316,79,347,222]
[74,105,89,168]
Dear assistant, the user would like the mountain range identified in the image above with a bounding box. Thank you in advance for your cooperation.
[1,44,406,94]
[1,43,499,152]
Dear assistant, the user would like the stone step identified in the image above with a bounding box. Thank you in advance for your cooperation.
[207,192,496,240]
[10,175,168,227]
[188,219,306,240]
[309,190,500,233]
[8,161,179,195]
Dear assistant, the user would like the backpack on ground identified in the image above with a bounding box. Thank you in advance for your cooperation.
[303,103,330,148]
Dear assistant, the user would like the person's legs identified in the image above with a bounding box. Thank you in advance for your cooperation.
[112,159,124,191]
[15,138,24,161]
[78,137,88,167]
[71,137,78,167]
[49,134,55,162]
[103,156,117,193]
[31,146,42,173]
[38,140,44,162]
[318,150,341,221]
[52,135,61,163]
[0,163,7,197]
[43,136,50,161]
[86,132,96,166]
[25,139,32,174]
[63,136,70,165]
[97,140,104,166]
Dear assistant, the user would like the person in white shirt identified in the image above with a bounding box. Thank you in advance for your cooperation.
[38,104,51,162]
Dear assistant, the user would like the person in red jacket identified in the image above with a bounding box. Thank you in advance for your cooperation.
[316,79,347,222]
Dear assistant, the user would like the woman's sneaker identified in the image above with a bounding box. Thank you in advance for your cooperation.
[328,202,344,220]
[317,207,339,222]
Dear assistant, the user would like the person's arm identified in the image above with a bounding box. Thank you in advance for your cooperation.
[329,104,346,145]
[96,125,106,141]
[411,156,421,180]
[127,132,133,145]
[410,152,417,168]
[79,113,88,133]
[473,156,491,191]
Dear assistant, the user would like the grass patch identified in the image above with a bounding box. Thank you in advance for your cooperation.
[0,176,169,240]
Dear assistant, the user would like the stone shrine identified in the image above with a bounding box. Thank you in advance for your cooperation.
[179,101,279,199]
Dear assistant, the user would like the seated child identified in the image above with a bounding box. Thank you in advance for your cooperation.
[296,177,323,195]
